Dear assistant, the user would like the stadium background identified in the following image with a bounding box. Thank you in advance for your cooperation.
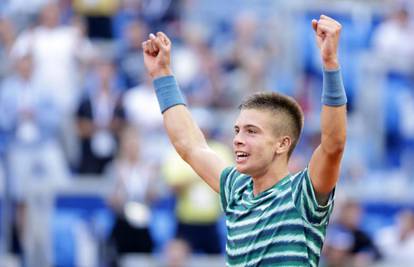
[0,0,413,266]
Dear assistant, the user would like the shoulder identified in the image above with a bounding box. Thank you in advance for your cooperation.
[220,167,250,191]
[289,168,309,185]
[220,166,240,182]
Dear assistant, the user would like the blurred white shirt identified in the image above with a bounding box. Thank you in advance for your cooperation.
[375,226,414,264]
[12,25,94,113]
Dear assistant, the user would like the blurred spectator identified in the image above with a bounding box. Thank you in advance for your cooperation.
[217,12,278,106]
[11,1,95,165]
[0,17,16,79]
[162,110,233,254]
[162,238,191,267]
[105,126,160,266]
[396,87,414,174]
[73,0,120,39]
[0,1,414,266]
[375,209,414,264]
[122,77,170,166]
[1,0,49,29]
[325,200,381,267]
[116,19,148,88]
[372,4,414,74]
[322,200,382,267]
[172,22,228,108]
[11,1,94,114]
[112,0,176,38]
[123,78,163,133]
[0,53,68,267]
[76,57,125,174]
[322,226,354,267]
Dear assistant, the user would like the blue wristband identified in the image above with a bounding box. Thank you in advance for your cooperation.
[153,75,186,113]
[321,68,347,106]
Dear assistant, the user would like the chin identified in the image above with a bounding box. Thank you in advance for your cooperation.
[235,164,251,175]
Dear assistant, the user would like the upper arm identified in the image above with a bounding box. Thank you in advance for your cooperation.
[291,169,335,226]
[162,105,229,193]
[309,105,346,201]
[309,145,343,201]
[183,143,228,193]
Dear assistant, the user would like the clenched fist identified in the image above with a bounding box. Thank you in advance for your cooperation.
[312,15,342,70]
[142,32,173,78]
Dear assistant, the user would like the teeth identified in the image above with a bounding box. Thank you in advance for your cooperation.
[236,152,248,157]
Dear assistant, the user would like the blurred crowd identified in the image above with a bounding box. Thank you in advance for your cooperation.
[0,0,414,266]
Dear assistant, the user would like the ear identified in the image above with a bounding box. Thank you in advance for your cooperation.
[275,136,292,155]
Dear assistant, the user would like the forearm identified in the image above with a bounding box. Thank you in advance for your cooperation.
[153,75,208,160]
[163,105,208,160]
[320,68,347,155]
[321,105,346,155]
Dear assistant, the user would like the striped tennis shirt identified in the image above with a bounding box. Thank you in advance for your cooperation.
[220,167,335,267]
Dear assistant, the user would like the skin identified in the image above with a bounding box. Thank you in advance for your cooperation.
[142,15,346,200]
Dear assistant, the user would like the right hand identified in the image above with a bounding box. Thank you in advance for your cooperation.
[142,32,173,78]
[311,15,341,70]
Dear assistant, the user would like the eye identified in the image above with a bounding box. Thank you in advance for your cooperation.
[234,128,240,134]
[247,128,257,134]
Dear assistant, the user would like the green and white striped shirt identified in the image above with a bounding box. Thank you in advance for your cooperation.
[220,167,334,267]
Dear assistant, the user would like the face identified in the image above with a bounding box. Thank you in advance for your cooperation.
[233,109,288,177]
[41,3,60,28]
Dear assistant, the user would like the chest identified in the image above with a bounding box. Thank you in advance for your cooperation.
[226,187,303,240]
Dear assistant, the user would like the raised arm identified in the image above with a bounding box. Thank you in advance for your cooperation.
[142,32,226,193]
[309,15,347,202]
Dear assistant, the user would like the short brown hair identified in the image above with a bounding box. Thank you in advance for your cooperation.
[239,92,304,158]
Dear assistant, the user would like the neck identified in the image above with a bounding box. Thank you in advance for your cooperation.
[251,158,289,196]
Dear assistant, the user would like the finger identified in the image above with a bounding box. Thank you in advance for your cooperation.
[146,40,156,55]
[318,17,340,27]
[157,32,171,48]
[149,33,157,46]
[320,15,341,26]
[151,34,167,52]
[315,23,331,35]
[316,20,341,36]
[142,41,151,54]
[148,33,159,53]
[311,19,318,32]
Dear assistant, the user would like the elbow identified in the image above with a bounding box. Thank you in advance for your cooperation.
[321,134,346,156]
[171,139,193,161]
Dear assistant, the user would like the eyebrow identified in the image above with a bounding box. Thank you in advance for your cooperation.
[234,124,261,130]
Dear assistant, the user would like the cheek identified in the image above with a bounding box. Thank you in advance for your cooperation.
[251,140,274,159]
[263,141,278,160]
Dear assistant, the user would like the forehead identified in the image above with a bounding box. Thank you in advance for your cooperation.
[235,109,276,129]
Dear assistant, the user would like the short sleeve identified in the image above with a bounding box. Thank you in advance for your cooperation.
[291,168,335,226]
[219,166,236,213]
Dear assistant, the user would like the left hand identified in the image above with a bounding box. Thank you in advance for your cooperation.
[312,15,342,70]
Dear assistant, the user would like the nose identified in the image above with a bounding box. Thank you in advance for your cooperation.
[233,133,244,147]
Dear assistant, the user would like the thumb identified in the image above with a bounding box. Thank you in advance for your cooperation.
[311,19,318,33]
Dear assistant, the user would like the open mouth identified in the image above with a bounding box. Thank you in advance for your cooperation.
[235,151,250,163]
